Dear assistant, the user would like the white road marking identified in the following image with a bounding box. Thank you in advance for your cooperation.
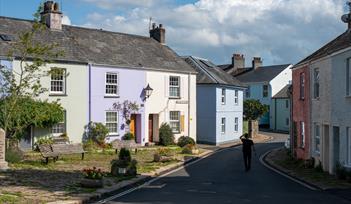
[259,148,318,191]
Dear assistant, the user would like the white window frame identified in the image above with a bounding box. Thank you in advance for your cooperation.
[234,90,239,105]
[347,59,351,96]
[105,111,118,135]
[50,68,66,95]
[169,111,181,133]
[313,68,320,99]
[300,121,305,148]
[221,117,226,134]
[169,76,180,98]
[52,111,66,136]
[105,73,119,97]
[315,123,320,154]
[234,117,239,132]
[263,85,269,98]
[347,127,351,166]
[221,88,226,105]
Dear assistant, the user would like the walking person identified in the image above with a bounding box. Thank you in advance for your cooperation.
[240,133,256,172]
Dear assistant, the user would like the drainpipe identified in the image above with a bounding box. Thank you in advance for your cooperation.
[188,72,191,137]
[88,63,92,122]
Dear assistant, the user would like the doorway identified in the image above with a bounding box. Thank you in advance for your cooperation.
[148,115,153,142]
[323,125,330,172]
[333,126,340,171]
[130,114,141,143]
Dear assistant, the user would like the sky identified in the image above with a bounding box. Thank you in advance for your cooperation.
[0,0,349,66]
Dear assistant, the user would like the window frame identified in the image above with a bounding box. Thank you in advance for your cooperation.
[169,111,181,133]
[314,123,321,155]
[286,118,289,126]
[221,117,226,134]
[300,73,305,100]
[105,111,119,135]
[50,68,66,95]
[285,100,289,109]
[347,127,351,166]
[300,121,305,148]
[234,90,239,105]
[52,111,66,137]
[221,88,226,105]
[169,76,181,98]
[234,117,239,132]
[105,72,119,97]
[347,59,351,97]
[263,84,269,98]
[313,68,320,99]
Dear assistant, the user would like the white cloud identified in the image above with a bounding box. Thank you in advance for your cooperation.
[62,15,71,25]
[80,0,348,65]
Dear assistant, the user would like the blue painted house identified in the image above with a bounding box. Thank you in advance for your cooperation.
[183,56,246,145]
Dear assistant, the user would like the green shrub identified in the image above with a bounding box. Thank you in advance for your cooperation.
[122,132,135,140]
[83,139,100,152]
[5,148,24,163]
[156,148,173,156]
[177,136,195,147]
[336,163,347,180]
[315,162,323,173]
[159,123,174,146]
[86,122,109,146]
[119,148,131,162]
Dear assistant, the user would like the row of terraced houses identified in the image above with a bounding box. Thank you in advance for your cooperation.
[0,1,292,150]
[291,4,351,174]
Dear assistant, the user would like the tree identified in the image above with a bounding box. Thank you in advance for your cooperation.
[0,4,64,140]
[244,99,269,138]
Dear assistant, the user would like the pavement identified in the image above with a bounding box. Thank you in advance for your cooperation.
[96,132,350,204]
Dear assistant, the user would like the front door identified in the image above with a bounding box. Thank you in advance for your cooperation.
[333,126,340,170]
[323,125,330,172]
[130,114,136,141]
[148,115,153,142]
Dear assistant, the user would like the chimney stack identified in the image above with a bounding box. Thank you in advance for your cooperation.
[252,57,262,70]
[40,1,62,30]
[232,54,245,70]
[150,23,166,44]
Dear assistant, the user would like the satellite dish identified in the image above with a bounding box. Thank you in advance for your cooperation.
[342,14,350,23]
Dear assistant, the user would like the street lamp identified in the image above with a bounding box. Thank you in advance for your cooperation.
[144,84,153,100]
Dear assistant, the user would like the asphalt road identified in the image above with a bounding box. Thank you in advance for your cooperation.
[103,136,350,204]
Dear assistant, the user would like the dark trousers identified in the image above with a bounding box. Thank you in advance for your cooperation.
[243,151,252,171]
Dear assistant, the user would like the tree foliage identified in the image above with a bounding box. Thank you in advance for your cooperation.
[0,97,64,140]
[243,99,269,121]
[0,4,64,140]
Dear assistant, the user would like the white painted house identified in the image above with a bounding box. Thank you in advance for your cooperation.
[219,55,292,129]
[184,56,246,145]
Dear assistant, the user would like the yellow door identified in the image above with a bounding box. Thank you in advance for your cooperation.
[130,115,136,137]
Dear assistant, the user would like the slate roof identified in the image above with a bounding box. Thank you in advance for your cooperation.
[218,64,252,76]
[272,84,290,99]
[182,56,245,87]
[295,30,351,67]
[0,16,196,74]
[235,64,291,83]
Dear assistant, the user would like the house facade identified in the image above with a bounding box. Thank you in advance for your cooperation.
[0,1,197,147]
[291,65,311,160]
[292,5,351,173]
[219,54,292,129]
[184,56,245,145]
[271,85,291,132]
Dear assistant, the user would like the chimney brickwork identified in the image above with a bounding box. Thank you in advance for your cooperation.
[41,1,62,30]
[252,57,262,70]
[150,23,166,44]
[232,53,245,69]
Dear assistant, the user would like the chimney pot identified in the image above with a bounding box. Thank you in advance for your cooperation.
[150,23,166,44]
[231,53,245,70]
[41,1,63,30]
[252,57,262,70]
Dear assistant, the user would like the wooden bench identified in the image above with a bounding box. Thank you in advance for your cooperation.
[112,139,140,154]
[38,144,59,164]
[51,144,86,160]
[38,143,86,164]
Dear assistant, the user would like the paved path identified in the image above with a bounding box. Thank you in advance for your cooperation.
[102,133,349,204]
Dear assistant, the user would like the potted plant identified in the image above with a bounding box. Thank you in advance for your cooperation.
[111,148,137,176]
[81,167,104,188]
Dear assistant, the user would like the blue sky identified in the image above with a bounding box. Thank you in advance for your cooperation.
[0,0,348,66]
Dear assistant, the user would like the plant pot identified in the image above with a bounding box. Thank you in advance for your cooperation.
[118,167,127,175]
[80,178,103,188]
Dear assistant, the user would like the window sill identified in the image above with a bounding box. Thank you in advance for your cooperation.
[49,93,67,97]
[346,95,351,98]
[104,95,120,98]
[169,97,181,100]
[312,97,320,101]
